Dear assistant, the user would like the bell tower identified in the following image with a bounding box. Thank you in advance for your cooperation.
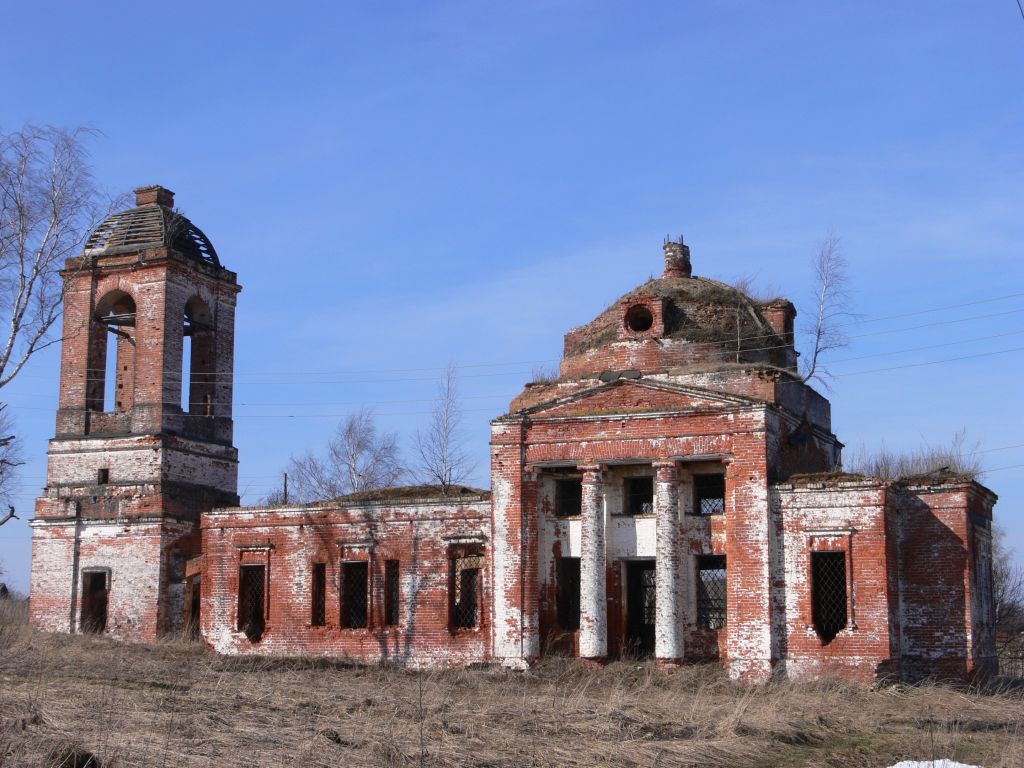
[29,185,241,640]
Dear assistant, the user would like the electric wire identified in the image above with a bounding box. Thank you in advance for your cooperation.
[18,291,1024,380]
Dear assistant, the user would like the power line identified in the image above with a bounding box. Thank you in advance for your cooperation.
[828,328,1024,364]
[831,344,1024,378]
[832,291,1024,329]
[13,346,1021,421]
[7,330,1024,415]
[19,291,1024,380]
[9,320,1020,412]
[21,305,1023,386]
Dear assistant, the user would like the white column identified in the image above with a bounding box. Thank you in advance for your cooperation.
[655,461,684,662]
[579,464,606,660]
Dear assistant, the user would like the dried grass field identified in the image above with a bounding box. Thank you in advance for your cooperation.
[2,599,1023,768]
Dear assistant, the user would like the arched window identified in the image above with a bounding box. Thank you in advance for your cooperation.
[88,291,136,413]
[182,297,214,415]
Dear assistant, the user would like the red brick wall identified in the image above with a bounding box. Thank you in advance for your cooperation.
[29,517,195,640]
[897,482,996,680]
[201,499,492,666]
[770,481,898,682]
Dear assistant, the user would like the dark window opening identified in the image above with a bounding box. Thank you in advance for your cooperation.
[451,554,484,629]
[624,304,654,332]
[696,555,727,629]
[238,565,266,642]
[81,571,108,634]
[311,562,326,627]
[811,552,848,644]
[693,474,726,516]
[623,476,654,516]
[96,468,109,485]
[625,561,656,655]
[384,560,400,627]
[556,557,581,631]
[554,479,582,517]
[341,562,369,629]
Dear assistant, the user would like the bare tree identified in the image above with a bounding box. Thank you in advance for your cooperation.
[258,486,288,506]
[993,525,1024,639]
[284,408,406,503]
[0,404,21,516]
[0,125,120,530]
[800,232,853,386]
[0,124,120,388]
[415,363,475,492]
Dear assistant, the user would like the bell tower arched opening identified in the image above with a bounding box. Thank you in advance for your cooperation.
[87,291,136,413]
[182,296,215,415]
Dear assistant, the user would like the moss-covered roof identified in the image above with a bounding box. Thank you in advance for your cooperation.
[319,484,491,506]
[563,275,788,364]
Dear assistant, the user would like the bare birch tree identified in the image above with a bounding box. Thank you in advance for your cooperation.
[0,125,120,388]
[415,363,475,492]
[284,408,406,502]
[0,404,22,514]
[0,125,117,530]
[800,232,852,386]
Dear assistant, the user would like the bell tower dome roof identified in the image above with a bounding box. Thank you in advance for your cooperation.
[84,185,220,267]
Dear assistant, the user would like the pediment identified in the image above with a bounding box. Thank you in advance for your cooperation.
[518,379,754,418]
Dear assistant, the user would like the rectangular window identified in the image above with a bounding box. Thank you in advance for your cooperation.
[384,560,400,627]
[693,474,725,516]
[341,561,369,629]
[623,476,654,516]
[696,555,727,629]
[96,468,109,485]
[238,565,266,642]
[451,554,485,629]
[311,562,326,627]
[554,479,582,517]
[811,551,848,643]
[556,557,581,630]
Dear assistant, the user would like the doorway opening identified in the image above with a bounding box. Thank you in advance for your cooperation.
[186,575,202,638]
[625,560,656,656]
[81,571,108,634]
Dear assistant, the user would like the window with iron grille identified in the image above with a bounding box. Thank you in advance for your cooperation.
[341,561,369,629]
[450,554,484,630]
[811,552,848,643]
[639,566,656,626]
[384,560,400,627]
[311,562,326,627]
[554,479,582,517]
[693,474,725,516]
[696,555,727,629]
[556,557,581,630]
[238,565,266,642]
[623,476,654,516]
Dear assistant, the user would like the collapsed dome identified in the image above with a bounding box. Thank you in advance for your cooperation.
[559,239,796,375]
[84,185,220,267]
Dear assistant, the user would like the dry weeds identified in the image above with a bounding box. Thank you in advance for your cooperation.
[1,601,1023,767]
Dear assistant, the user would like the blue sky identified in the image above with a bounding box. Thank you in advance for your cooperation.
[1,1,1022,592]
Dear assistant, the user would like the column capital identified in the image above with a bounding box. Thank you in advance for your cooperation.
[578,463,603,476]
[652,459,678,471]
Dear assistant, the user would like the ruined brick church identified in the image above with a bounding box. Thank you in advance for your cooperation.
[29,187,998,682]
